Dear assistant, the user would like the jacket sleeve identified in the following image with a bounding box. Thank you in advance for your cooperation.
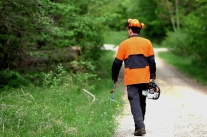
[112,58,123,81]
[147,55,156,79]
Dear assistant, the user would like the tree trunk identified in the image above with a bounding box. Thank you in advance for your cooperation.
[165,0,176,31]
[175,0,180,30]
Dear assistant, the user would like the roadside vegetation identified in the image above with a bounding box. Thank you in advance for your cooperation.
[158,51,207,86]
[0,50,123,137]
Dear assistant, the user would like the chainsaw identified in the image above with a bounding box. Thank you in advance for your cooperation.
[142,81,161,100]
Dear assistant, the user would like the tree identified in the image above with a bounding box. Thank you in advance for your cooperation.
[155,0,178,32]
[0,0,118,71]
[119,0,167,42]
[0,0,52,70]
[48,0,117,61]
[183,0,207,62]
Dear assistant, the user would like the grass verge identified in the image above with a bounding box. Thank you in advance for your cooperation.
[0,50,124,137]
[158,51,207,86]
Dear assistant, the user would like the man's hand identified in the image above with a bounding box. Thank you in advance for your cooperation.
[110,83,116,93]
[150,74,156,80]
[149,79,155,86]
[112,78,118,84]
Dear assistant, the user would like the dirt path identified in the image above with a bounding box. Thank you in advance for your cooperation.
[104,44,207,137]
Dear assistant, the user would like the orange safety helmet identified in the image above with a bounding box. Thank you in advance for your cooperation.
[125,19,145,29]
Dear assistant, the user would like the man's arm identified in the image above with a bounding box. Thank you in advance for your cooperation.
[147,55,156,79]
[112,58,123,83]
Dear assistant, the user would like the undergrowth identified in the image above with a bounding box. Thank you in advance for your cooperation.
[158,51,207,86]
[0,50,124,137]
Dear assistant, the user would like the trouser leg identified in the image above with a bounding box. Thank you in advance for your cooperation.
[127,85,145,129]
[138,86,146,120]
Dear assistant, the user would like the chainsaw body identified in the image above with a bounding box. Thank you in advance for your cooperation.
[142,82,161,100]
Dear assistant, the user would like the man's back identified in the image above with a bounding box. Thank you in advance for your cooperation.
[115,36,154,85]
[119,37,153,59]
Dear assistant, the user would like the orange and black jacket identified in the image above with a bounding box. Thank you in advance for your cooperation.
[112,36,156,85]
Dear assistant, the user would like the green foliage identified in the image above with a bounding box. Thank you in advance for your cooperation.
[103,0,167,42]
[161,30,193,56]
[135,0,167,40]
[47,0,117,61]
[41,61,99,92]
[158,51,207,85]
[161,0,207,63]
[103,30,160,47]
[181,1,207,62]
[0,84,123,137]
[104,31,127,45]
[0,50,123,137]
[96,50,115,78]
[0,70,30,88]
[105,0,132,30]
[42,64,69,88]
[70,61,100,91]
[0,0,118,73]
[0,0,53,71]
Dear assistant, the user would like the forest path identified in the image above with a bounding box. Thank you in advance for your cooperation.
[104,44,207,137]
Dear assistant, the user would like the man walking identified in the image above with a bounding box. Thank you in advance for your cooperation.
[111,19,156,136]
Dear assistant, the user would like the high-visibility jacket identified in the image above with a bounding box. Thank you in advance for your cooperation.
[112,36,156,85]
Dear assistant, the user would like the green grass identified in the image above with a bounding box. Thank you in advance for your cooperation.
[0,50,124,137]
[158,51,207,86]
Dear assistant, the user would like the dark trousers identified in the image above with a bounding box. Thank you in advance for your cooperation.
[127,84,147,129]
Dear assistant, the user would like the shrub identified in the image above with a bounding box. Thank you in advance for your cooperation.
[161,30,193,56]
[0,70,30,88]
